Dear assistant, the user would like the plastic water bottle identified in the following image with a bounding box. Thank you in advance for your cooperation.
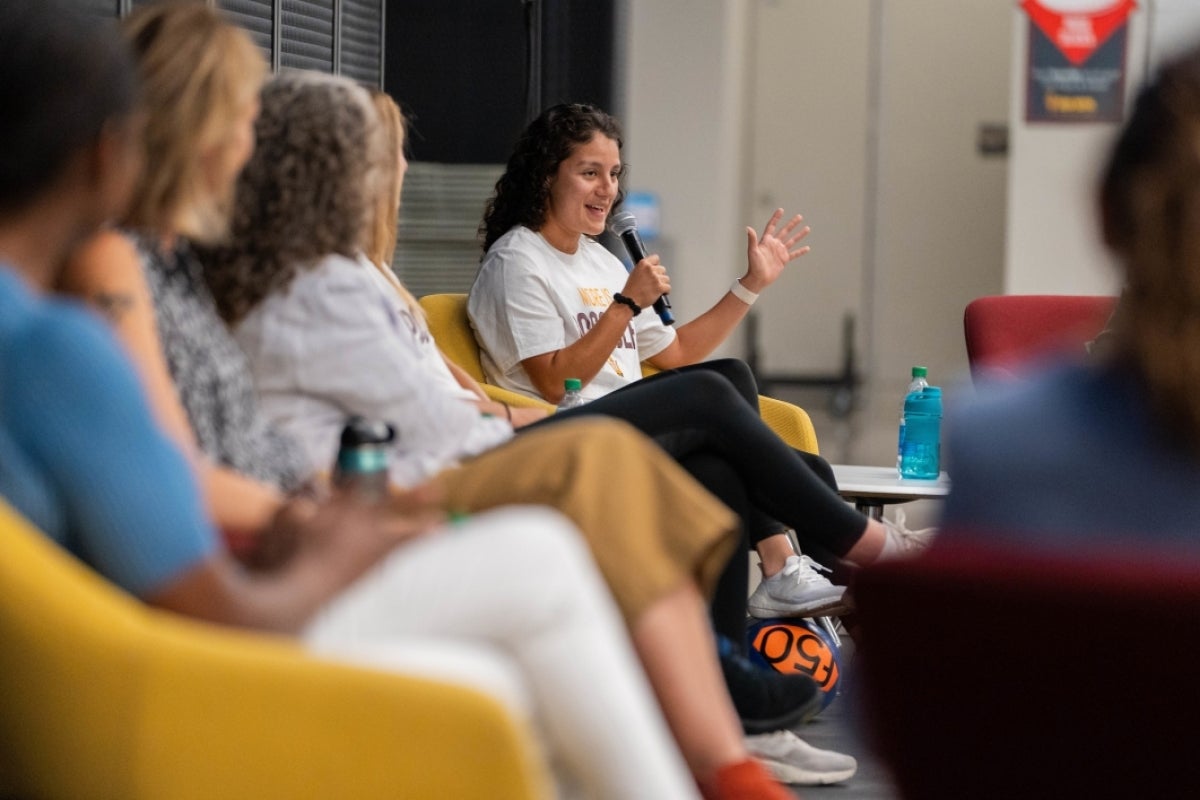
[898,386,943,480]
[557,378,585,411]
[896,366,930,471]
[333,416,395,502]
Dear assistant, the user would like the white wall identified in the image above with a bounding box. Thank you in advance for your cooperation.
[1002,5,1147,295]
[1003,0,1200,296]
[623,0,1012,398]
[870,0,1012,388]
[624,1,1200,400]
[745,0,873,377]
[622,0,751,351]
[1147,0,1200,66]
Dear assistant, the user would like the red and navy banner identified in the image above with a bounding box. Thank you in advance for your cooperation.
[1022,0,1138,123]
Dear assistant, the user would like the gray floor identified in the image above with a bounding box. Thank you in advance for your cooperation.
[780,637,899,799]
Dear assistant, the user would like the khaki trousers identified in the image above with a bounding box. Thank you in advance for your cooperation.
[435,418,739,623]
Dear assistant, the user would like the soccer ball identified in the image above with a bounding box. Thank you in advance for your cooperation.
[746,617,841,712]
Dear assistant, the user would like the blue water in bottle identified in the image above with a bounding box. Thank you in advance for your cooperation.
[896,366,929,470]
[898,386,942,480]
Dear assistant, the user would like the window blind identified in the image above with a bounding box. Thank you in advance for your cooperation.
[339,0,382,86]
[280,0,333,73]
[67,0,371,85]
[393,163,503,297]
[76,0,120,19]
[217,0,274,58]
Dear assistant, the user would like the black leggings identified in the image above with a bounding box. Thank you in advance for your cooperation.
[653,359,840,537]
[663,360,851,572]
[525,358,868,645]
[538,359,865,552]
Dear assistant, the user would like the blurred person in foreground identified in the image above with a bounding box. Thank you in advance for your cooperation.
[942,43,1200,544]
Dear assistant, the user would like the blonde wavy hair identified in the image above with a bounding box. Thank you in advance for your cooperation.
[1100,44,1200,453]
[365,88,422,317]
[202,71,385,325]
[121,2,266,243]
[366,88,403,270]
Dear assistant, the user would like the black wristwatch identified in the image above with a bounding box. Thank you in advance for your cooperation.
[612,293,642,315]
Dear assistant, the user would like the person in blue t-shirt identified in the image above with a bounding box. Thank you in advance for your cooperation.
[943,43,1200,549]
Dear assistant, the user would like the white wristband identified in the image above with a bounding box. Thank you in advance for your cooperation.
[729,279,759,306]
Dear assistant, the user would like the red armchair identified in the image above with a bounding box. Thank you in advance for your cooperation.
[853,537,1200,799]
[963,294,1116,383]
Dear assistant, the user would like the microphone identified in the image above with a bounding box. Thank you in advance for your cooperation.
[609,210,674,326]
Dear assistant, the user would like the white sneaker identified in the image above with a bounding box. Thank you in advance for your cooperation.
[881,508,938,559]
[746,730,858,785]
[747,555,849,618]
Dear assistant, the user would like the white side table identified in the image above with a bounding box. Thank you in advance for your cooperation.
[831,464,950,520]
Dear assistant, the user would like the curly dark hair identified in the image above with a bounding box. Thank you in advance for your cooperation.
[200,72,382,325]
[479,103,625,255]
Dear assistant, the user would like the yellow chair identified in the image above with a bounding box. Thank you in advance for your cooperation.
[0,497,548,800]
[419,292,820,454]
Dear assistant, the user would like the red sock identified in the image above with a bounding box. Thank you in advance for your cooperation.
[699,758,797,800]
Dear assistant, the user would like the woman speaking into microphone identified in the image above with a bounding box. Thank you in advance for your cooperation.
[471,103,807,407]
[468,104,929,639]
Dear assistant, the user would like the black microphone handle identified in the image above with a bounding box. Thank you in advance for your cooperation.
[618,229,675,326]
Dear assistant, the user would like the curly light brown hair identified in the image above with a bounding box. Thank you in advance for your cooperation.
[1100,44,1200,453]
[201,71,384,325]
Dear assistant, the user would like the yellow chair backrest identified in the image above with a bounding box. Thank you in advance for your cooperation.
[0,497,152,797]
[419,293,555,411]
[419,292,489,383]
[0,497,548,799]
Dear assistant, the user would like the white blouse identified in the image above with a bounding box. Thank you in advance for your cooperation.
[234,252,513,487]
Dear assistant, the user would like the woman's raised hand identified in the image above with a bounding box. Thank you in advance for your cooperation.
[742,208,810,292]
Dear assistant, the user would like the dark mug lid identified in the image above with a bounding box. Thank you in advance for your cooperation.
[339,416,396,448]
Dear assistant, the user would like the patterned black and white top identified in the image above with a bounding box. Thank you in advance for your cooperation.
[134,232,312,492]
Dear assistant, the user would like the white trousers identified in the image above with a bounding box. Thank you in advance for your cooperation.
[303,506,698,800]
